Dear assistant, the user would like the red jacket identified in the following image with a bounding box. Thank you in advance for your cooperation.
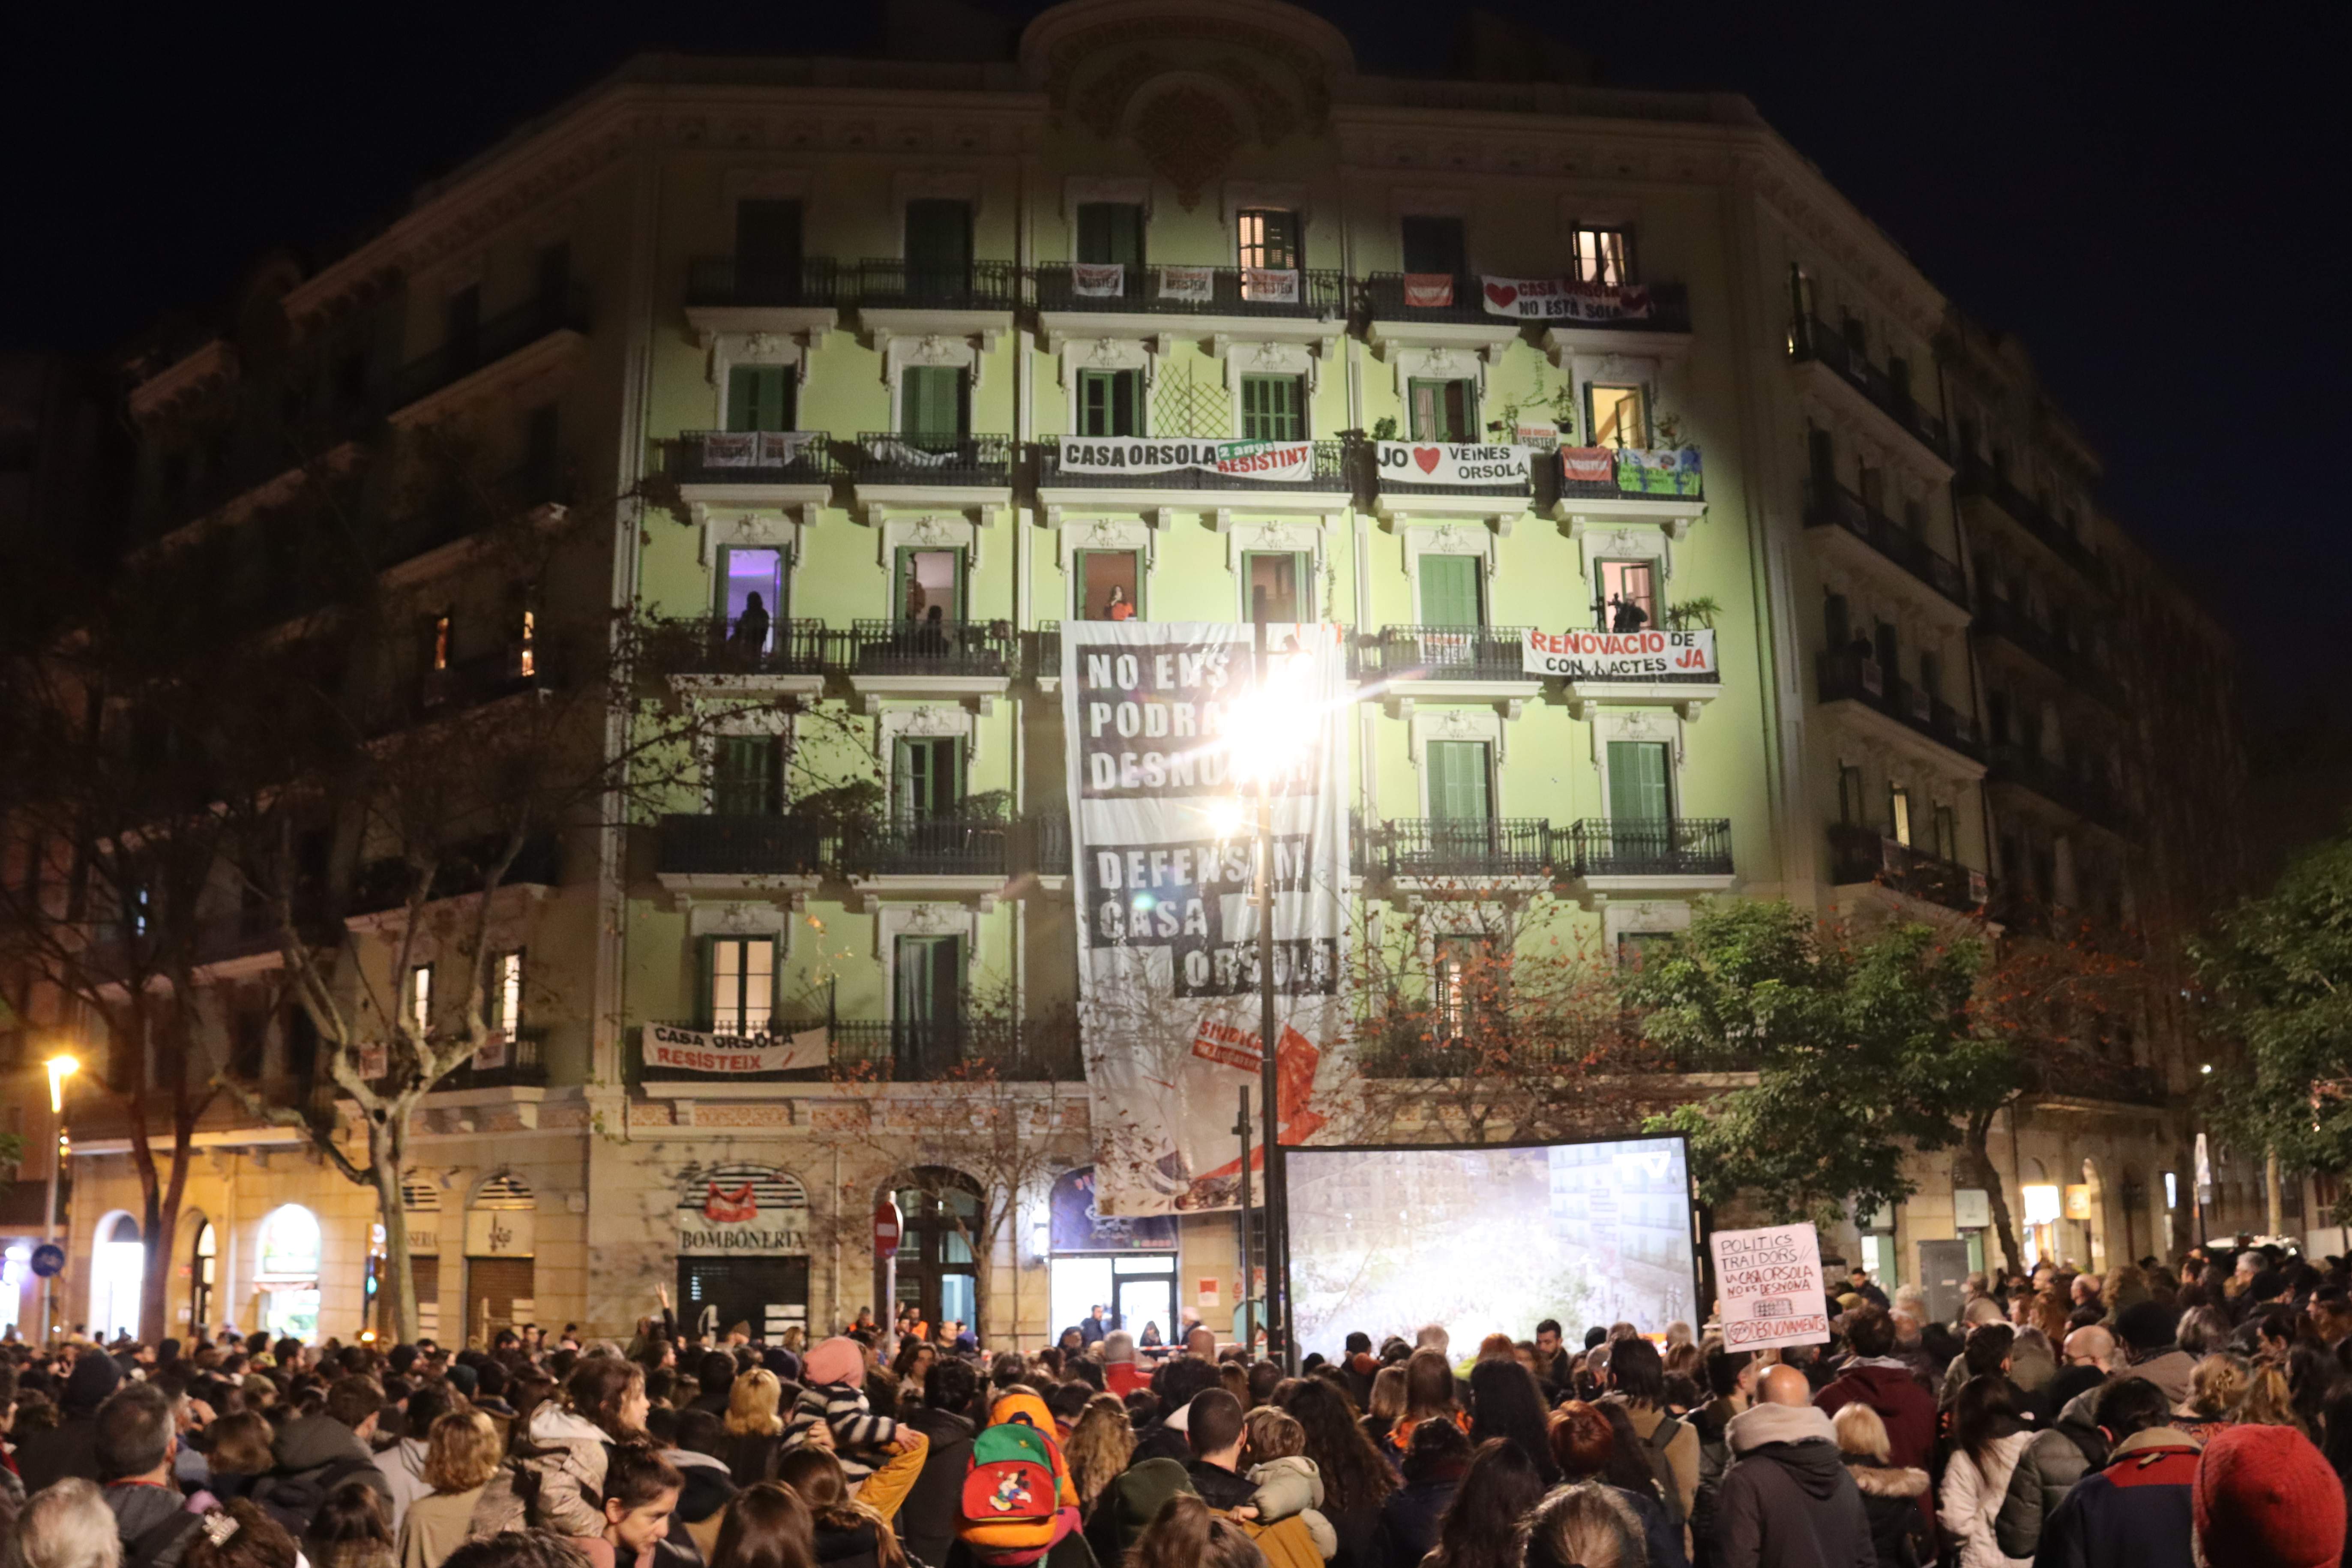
[1105,1360,1149,1398]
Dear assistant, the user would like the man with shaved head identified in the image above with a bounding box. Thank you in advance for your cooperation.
[1715,1361,1877,1566]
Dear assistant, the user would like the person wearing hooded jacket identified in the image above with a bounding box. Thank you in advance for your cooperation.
[2029,1377,2201,1568]
[18,1344,123,1491]
[1813,1307,1934,1529]
[1714,1366,1877,1568]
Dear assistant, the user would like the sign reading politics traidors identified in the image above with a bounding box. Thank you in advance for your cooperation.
[640,1022,829,1076]
[1064,622,1357,1215]
[1523,627,1717,680]
[1370,442,1529,487]
[1711,1223,1832,1350]
[1055,437,1316,485]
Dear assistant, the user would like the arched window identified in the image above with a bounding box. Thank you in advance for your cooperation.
[92,1211,143,1341]
[256,1205,322,1340]
[191,1221,217,1332]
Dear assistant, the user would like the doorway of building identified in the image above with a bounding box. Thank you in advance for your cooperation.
[190,1222,216,1332]
[1112,1256,1178,1342]
[92,1212,143,1340]
[678,1256,811,1343]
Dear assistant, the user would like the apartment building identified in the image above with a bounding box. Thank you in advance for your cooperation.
[13,0,2253,1344]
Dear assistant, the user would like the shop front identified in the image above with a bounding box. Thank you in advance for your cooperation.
[464,1172,536,1346]
[1046,1166,1177,1343]
[675,1162,811,1343]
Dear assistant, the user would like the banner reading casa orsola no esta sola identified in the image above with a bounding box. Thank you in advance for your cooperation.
[1063,621,1357,1216]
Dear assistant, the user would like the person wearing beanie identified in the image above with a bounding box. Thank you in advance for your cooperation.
[2193,1423,2348,1568]
[2113,1301,2195,1407]
[17,1347,123,1491]
[782,1336,901,1484]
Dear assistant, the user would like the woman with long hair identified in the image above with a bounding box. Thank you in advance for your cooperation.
[1520,1485,1648,1568]
[1390,1349,1468,1455]
[1466,1360,1558,1486]
[1272,1374,1395,1565]
[1360,1365,1406,1452]
[773,1447,903,1568]
[1832,1403,1931,1568]
[709,1482,818,1568]
[1422,1439,1545,1568]
[1063,1393,1135,1514]
[1549,1402,1685,1568]
[2235,1362,2305,1431]
[305,1483,395,1568]
[512,1356,653,1537]
[2174,1353,2249,1437]
[1939,1376,2032,1568]
[888,1340,933,1410]
[396,1412,504,1568]
[1127,1494,1264,1568]
[722,1368,788,1487]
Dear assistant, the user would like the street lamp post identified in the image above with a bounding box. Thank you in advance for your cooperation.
[44,1054,78,1341]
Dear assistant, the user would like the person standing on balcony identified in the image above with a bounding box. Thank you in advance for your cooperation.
[1106,584,1134,621]
[731,592,770,664]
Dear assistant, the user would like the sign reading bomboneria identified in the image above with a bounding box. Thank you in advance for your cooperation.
[1371,442,1530,486]
[1065,622,1357,1216]
[1523,628,1717,680]
[1055,437,1316,484]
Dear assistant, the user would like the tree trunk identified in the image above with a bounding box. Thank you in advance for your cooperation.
[1962,1109,2023,1277]
[371,1113,416,1344]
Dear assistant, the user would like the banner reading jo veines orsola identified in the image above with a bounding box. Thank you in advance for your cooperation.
[1065,621,1357,1216]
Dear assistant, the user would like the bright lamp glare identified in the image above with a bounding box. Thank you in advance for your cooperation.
[1205,797,1248,840]
[1224,652,1319,786]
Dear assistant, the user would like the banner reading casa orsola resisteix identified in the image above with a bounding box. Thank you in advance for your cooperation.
[1064,621,1357,1216]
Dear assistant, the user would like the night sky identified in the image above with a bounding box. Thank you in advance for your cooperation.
[9,2,2345,808]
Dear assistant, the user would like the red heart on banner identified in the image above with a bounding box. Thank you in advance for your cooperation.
[1483,282,1517,308]
[1412,447,1442,474]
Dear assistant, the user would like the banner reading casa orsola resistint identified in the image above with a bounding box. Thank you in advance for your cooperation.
[1055,437,1316,484]
[1711,1222,1832,1350]
[1065,621,1357,1216]
[1523,627,1717,680]
[640,1022,829,1076]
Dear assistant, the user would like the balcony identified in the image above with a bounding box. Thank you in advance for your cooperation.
[1972,597,2124,708]
[1026,811,1072,883]
[648,615,833,701]
[635,1017,1081,1085]
[854,259,1021,314]
[1549,443,1708,534]
[1562,818,1735,889]
[1034,264,1350,321]
[845,617,1015,710]
[1827,823,1989,916]
[1032,439,1350,524]
[1986,743,2130,833]
[1368,817,1553,895]
[349,834,562,918]
[845,810,1013,902]
[842,432,1015,528]
[387,283,592,419]
[1029,622,1064,692]
[1360,274,1692,336]
[1816,650,1984,767]
[1351,626,1541,718]
[654,814,827,895]
[433,1028,551,1093]
[1956,461,2106,588]
[1787,315,1948,466]
[384,648,557,734]
[1801,479,1968,613]
[685,255,844,311]
[670,431,833,512]
[1365,439,1535,529]
[2022,1057,2168,1109]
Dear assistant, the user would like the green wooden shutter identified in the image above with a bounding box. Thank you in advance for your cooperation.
[1240,376,1303,441]
[894,547,965,621]
[726,366,794,433]
[1408,380,1475,441]
[894,737,962,821]
[1607,741,1672,822]
[900,366,967,439]
[713,737,783,816]
[1076,203,1144,268]
[1426,741,1492,821]
[905,199,973,277]
[1076,371,1140,437]
[895,935,961,1024]
[1418,553,1483,628]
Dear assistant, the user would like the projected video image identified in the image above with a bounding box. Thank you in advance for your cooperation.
[1286,1138,1697,1363]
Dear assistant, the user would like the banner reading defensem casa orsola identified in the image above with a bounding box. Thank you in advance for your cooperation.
[1523,627,1716,680]
[1711,1222,1831,1350]
[1064,621,1357,1216]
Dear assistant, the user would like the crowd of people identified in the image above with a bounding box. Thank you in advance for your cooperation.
[0,1240,2346,1568]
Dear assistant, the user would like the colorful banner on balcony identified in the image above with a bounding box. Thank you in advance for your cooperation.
[698,430,823,468]
[1070,263,1126,298]
[1401,273,1456,309]
[1480,276,1654,322]
[1240,267,1301,304]
[1157,265,1215,303]
[1522,627,1717,680]
[1055,437,1316,484]
[640,1022,829,1076]
[1556,445,1705,498]
[1063,621,1359,1216]
[1372,441,1530,486]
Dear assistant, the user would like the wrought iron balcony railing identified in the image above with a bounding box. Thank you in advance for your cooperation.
[636,1017,1082,1082]
[1826,823,1989,913]
[1033,264,1350,319]
[1787,315,1948,458]
[1986,743,2130,830]
[1033,440,1345,491]
[854,258,1021,312]
[1972,596,2124,707]
[387,283,592,411]
[685,255,844,310]
[1801,478,1968,607]
[840,432,1013,488]
[1353,625,1534,684]
[671,430,832,488]
[845,812,1011,878]
[848,618,1014,678]
[1561,818,1734,878]
[647,615,833,679]
[656,815,829,878]
[1372,817,1554,881]
[1956,459,2107,588]
[1358,274,1691,333]
[1816,651,1984,760]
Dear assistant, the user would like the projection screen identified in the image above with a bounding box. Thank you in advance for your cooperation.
[1285,1136,1699,1362]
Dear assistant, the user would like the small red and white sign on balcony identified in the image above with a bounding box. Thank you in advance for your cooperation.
[641,1022,828,1076]
[1401,273,1456,309]
[1480,276,1654,323]
[1156,266,1214,303]
[1523,627,1716,681]
[474,1029,509,1071]
[1071,263,1125,298]
[1240,267,1300,304]
[1372,442,1529,486]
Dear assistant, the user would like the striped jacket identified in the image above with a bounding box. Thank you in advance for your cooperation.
[781,1381,900,1482]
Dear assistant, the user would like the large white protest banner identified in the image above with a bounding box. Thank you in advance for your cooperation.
[1054,437,1316,485]
[1479,276,1655,323]
[1710,1222,1832,1350]
[1522,628,1717,680]
[1064,621,1357,1215]
[1370,442,1530,487]
[640,1023,830,1076]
